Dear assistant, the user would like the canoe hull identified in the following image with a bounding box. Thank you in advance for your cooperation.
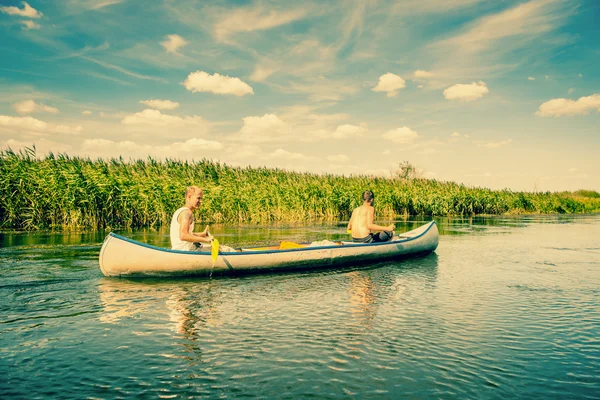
[99,221,439,278]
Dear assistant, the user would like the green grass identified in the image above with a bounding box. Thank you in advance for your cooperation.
[1,147,599,230]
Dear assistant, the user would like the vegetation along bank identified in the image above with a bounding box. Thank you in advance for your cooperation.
[1,148,599,230]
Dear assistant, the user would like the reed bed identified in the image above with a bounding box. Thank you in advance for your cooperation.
[1,148,599,230]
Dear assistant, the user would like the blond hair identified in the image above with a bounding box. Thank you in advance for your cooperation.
[185,186,202,197]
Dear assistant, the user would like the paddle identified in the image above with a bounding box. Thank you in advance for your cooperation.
[205,226,219,265]
[211,237,219,265]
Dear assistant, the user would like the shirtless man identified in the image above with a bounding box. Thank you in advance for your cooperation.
[170,186,213,251]
[347,190,395,243]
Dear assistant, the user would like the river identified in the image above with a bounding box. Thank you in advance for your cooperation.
[1,215,599,399]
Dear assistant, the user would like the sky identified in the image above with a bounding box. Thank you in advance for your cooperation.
[0,0,598,192]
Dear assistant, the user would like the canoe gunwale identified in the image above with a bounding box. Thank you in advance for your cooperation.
[104,221,438,256]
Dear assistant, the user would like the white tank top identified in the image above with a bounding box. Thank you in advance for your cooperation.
[170,207,196,251]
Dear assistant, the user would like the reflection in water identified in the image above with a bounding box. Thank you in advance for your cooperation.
[98,279,148,324]
[98,279,221,337]
[347,271,376,317]
[166,287,221,336]
[344,254,439,341]
[97,254,440,366]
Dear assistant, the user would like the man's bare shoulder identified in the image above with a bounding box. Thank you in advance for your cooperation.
[177,208,193,223]
[353,205,365,214]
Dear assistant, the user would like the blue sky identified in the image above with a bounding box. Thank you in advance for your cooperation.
[1,0,598,192]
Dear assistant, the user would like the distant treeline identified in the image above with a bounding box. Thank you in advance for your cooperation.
[1,148,599,230]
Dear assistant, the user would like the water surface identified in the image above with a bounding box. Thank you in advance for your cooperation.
[1,216,599,399]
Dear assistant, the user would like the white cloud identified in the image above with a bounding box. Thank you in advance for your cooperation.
[227,144,262,159]
[161,34,188,54]
[332,124,366,139]
[270,148,311,160]
[0,115,82,135]
[238,114,290,143]
[119,109,210,138]
[278,77,359,102]
[528,77,535,81]
[444,81,489,101]
[568,167,579,173]
[450,131,469,142]
[80,0,124,9]
[183,71,254,96]
[81,137,222,160]
[250,39,336,83]
[82,110,93,115]
[304,129,329,141]
[13,100,59,114]
[392,0,480,14]
[372,73,406,97]
[536,94,600,117]
[433,0,569,55]
[250,65,279,82]
[327,154,350,163]
[382,127,419,143]
[178,138,223,151]
[83,56,165,82]
[412,70,436,89]
[139,99,180,110]
[414,70,434,78]
[22,20,40,29]
[473,139,512,148]
[121,109,208,133]
[0,2,42,18]
[3,138,72,155]
[0,115,46,131]
[214,5,308,43]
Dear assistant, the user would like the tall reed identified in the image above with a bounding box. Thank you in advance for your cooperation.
[1,148,599,230]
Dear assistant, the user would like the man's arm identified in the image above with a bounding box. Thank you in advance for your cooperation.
[178,211,213,244]
[347,209,355,231]
[366,208,395,231]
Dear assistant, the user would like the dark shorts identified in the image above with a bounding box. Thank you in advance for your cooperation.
[352,231,394,243]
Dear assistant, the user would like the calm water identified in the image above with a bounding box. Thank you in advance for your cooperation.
[1,216,599,399]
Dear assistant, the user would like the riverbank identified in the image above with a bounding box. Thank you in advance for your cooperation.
[2,148,599,230]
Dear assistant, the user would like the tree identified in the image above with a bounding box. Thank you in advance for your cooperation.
[395,161,422,180]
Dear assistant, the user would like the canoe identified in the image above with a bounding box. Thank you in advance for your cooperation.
[99,221,439,278]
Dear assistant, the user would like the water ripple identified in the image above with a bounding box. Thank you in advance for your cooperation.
[2,217,600,398]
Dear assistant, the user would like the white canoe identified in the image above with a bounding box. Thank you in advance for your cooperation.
[99,221,439,277]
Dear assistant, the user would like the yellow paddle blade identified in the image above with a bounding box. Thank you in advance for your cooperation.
[211,238,219,264]
[279,241,306,250]
[347,229,352,235]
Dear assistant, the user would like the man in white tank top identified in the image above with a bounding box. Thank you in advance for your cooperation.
[170,186,212,251]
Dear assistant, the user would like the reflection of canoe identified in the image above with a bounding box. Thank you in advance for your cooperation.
[99,221,439,278]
